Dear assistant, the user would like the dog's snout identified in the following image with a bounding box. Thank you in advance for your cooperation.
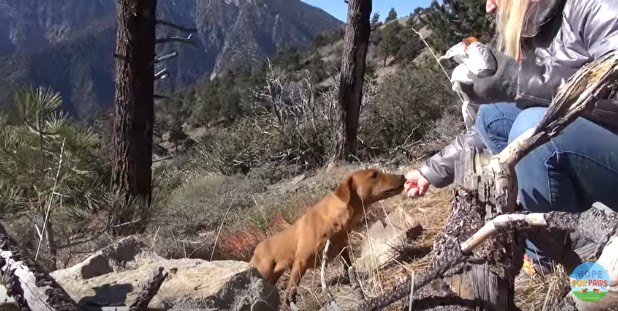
[385,174,406,188]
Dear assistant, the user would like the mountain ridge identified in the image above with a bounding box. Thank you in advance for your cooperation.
[0,0,342,117]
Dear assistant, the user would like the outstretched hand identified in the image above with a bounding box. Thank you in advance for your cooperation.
[404,170,431,198]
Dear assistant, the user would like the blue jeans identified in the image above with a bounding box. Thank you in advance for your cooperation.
[475,103,618,267]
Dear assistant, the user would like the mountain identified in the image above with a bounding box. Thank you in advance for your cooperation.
[0,0,342,118]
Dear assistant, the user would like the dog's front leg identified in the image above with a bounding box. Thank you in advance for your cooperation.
[285,258,308,306]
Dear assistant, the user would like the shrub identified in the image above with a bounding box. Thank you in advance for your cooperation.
[149,172,267,259]
[215,226,265,261]
[188,68,340,180]
[358,64,460,160]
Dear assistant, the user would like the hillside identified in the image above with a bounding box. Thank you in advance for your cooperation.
[0,0,342,117]
[4,1,565,310]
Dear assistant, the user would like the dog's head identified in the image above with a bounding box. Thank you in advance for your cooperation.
[334,169,406,206]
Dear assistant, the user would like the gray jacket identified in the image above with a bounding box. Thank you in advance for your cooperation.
[420,0,618,187]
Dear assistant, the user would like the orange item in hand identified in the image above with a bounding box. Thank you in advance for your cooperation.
[406,180,418,191]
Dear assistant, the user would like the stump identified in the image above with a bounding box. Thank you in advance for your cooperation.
[444,147,523,311]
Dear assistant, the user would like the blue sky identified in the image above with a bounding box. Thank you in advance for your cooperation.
[302,0,434,22]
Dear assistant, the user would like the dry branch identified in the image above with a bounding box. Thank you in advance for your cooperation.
[129,267,168,311]
[0,222,77,310]
[460,213,547,253]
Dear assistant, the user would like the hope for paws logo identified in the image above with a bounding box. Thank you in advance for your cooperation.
[570,262,610,302]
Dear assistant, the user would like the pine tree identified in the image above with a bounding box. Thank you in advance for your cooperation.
[112,0,157,205]
[385,8,398,23]
[396,28,424,62]
[371,12,380,26]
[378,22,402,66]
[419,0,495,52]
[0,87,100,269]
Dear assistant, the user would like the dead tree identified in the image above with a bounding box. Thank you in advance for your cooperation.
[112,0,157,204]
[332,0,371,161]
[0,223,77,310]
[360,51,618,310]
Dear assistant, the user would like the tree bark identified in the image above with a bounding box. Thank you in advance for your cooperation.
[112,0,157,205]
[0,222,77,310]
[332,0,371,162]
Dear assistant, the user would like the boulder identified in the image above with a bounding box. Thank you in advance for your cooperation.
[354,208,423,272]
[52,236,141,280]
[52,256,279,311]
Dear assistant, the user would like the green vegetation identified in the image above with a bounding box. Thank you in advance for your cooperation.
[385,8,398,23]
[419,0,495,52]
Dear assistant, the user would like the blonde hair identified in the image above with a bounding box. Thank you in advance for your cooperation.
[496,0,532,58]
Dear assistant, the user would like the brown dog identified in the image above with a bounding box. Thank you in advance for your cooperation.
[250,169,405,304]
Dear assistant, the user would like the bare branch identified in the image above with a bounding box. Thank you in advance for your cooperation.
[460,213,547,253]
[155,51,178,63]
[156,34,195,46]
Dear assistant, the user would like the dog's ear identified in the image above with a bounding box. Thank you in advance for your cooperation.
[334,176,355,204]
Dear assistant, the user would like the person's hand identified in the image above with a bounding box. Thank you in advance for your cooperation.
[404,170,431,198]
[459,49,519,104]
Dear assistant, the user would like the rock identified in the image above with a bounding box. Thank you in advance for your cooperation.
[318,286,360,311]
[354,208,423,272]
[290,174,306,185]
[101,236,141,264]
[0,286,17,311]
[52,236,141,280]
[52,256,279,311]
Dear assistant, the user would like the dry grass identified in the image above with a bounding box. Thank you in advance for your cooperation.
[515,264,570,310]
[350,186,453,299]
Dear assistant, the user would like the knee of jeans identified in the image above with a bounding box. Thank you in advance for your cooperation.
[476,104,506,135]
[508,107,547,143]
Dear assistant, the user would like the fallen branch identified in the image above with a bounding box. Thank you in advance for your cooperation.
[0,222,77,310]
[460,213,547,253]
[129,267,168,311]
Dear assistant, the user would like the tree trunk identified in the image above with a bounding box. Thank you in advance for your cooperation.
[332,0,371,162]
[112,0,157,205]
[0,222,77,310]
